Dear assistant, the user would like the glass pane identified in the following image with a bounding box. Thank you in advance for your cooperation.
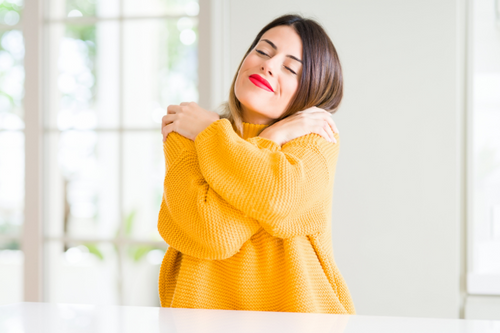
[123,18,198,128]
[46,0,119,19]
[0,238,23,305]
[471,0,500,275]
[45,22,119,130]
[0,1,23,26]
[0,131,24,237]
[44,131,119,239]
[123,133,164,241]
[123,0,199,17]
[0,29,24,129]
[44,241,119,304]
[122,245,166,306]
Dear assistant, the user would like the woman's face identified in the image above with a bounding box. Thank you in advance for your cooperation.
[234,25,303,125]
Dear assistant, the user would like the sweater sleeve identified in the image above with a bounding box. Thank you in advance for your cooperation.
[194,118,340,239]
[157,131,261,260]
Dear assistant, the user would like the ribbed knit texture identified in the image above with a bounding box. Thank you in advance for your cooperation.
[157,118,356,314]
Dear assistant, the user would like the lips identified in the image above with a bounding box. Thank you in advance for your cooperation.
[249,74,274,92]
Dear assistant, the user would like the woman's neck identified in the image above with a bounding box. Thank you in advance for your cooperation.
[241,107,273,126]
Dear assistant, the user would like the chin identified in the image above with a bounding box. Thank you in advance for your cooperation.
[236,87,283,119]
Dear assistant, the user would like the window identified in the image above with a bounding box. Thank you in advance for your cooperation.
[0,0,24,305]
[467,0,500,295]
[0,0,199,306]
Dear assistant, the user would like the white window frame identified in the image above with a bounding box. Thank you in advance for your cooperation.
[465,0,500,296]
[22,0,44,302]
[11,0,232,303]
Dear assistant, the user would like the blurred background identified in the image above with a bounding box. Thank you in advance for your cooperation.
[0,0,499,321]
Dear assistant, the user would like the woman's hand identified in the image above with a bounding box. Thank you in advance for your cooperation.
[259,107,339,146]
[161,102,220,142]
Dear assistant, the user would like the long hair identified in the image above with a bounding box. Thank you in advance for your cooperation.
[216,13,344,137]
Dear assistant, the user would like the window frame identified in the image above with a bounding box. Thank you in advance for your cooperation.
[14,0,226,303]
[466,0,500,296]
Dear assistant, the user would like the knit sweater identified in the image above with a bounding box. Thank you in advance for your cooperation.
[157,118,356,314]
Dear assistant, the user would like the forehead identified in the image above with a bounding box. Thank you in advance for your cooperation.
[259,26,302,53]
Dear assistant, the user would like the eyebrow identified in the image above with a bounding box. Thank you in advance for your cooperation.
[260,39,303,64]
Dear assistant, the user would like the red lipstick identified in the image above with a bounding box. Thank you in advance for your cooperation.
[249,74,274,92]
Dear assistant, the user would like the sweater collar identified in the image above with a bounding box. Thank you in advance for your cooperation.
[241,121,269,140]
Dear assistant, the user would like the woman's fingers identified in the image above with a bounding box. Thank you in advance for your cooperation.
[318,119,334,143]
[320,111,339,134]
[301,109,339,136]
[301,108,339,132]
[322,122,333,143]
[161,114,175,133]
[324,121,337,143]
[167,104,182,114]
[310,119,333,143]
[314,118,336,143]
[162,123,175,142]
[316,127,332,143]
[162,102,196,141]
[161,114,168,129]
[327,118,339,135]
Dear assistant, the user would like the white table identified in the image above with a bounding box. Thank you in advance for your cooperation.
[1,302,499,333]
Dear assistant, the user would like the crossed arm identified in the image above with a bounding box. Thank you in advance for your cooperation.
[157,118,340,260]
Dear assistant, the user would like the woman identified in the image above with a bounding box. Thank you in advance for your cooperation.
[157,13,356,314]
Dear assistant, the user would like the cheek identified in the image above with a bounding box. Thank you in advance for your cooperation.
[243,54,260,68]
[236,59,252,89]
[239,55,259,74]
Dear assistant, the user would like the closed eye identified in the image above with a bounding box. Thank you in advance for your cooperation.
[256,49,268,57]
[256,49,297,75]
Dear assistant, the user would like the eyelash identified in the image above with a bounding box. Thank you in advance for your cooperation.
[256,49,297,75]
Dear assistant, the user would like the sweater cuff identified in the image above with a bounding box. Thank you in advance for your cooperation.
[163,131,194,159]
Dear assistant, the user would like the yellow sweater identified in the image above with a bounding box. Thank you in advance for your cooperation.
[157,118,356,314]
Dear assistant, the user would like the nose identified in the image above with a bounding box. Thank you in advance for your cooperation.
[261,58,274,77]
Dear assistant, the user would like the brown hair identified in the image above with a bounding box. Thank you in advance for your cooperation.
[217,13,344,137]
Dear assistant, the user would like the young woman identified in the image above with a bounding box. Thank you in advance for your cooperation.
[158,14,356,314]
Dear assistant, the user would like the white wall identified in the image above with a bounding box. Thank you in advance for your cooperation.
[200,0,466,319]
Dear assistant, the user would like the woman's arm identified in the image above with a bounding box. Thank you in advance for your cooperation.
[194,118,340,239]
[158,131,261,260]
